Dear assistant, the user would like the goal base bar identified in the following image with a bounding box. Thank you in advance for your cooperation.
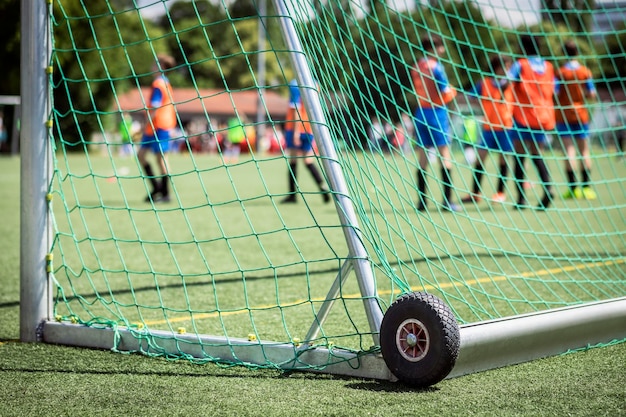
[42,297,626,381]
[449,297,626,378]
[41,321,395,380]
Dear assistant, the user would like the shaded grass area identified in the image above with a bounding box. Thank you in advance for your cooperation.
[2,154,625,416]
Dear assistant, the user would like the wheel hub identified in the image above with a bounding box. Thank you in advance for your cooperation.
[396,318,430,362]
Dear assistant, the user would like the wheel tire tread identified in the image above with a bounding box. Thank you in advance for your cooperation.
[380,292,460,388]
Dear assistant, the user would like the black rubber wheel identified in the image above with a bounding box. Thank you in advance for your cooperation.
[379,291,460,388]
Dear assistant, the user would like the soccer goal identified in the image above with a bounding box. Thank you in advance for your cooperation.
[21,0,625,387]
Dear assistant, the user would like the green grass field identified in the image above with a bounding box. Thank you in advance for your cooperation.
[1,152,625,416]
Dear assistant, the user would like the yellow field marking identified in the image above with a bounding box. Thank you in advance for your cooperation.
[141,258,624,327]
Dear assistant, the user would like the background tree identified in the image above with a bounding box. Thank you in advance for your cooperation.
[541,0,596,33]
[598,21,626,91]
[0,0,20,153]
[53,1,165,149]
[155,0,287,90]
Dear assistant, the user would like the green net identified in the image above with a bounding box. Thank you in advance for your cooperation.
[48,0,625,370]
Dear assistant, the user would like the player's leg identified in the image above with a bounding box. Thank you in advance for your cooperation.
[138,135,160,202]
[302,134,330,203]
[155,151,170,202]
[577,136,596,199]
[281,130,298,203]
[430,110,460,212]
[561,135,579,199]
[492,153,508,202]
[527,135,553,210]
[151,129,172,203]
[462,140,489,203]
[512,137,528,209]
[493,129,513,202]
[413,110,433,211]
[438,144,461,212]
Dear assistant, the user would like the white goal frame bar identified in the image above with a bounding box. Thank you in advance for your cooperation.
[21,0,626,381]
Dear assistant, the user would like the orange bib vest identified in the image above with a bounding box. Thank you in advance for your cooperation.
[412,58,456,108]
[555,64,593,124]
[512,59,555,130]
[145,77,176,135]
[285,103,313,134]
[480,78,514,131]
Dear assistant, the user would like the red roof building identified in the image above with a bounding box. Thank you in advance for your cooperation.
[114,87,289,127]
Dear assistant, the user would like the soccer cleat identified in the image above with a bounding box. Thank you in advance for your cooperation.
[416,201,427,212]
[574,188,584,199]
[562,188,582,200]
[536,189,554,210]
[442,201,462,212]
[145,191,161,202]
[461,193,482,204]
[321,188,331,204]
[514,198,528,210]
[491,192,506,203]
[281,195,297,204]
[581,187,597,200]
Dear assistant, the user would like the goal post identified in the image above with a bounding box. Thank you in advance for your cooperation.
[21,0,626,387]
[20,0,53,343]
[273,0,385,346]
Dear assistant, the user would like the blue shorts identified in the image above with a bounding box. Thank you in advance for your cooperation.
[141,129,172,153]
[556,122,589,140]
[284,130,314,153]
[413,107,451,148]
[479,129,513,152]
[512,123,549,144]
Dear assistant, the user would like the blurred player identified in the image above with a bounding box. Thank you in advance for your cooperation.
[411,34,460,212]
[281,80,330,204]
[508,34,556,210]
[461,54,514,204]
[555,39,598,200]
[138,54,177,203]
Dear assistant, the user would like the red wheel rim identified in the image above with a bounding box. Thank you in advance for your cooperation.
[395,318,430,362]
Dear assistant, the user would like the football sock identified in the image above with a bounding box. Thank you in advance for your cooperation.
[497,161,508,193]
[160,175,170,197]
[305,163,325,189]
[441,166,453,202]
[416,169,427,206]
[143,163,158,192]
[472,160,484,195]
[566,169,577,190]
[288,161,297,193]
[581,167,591,188]
[513,155,526,202]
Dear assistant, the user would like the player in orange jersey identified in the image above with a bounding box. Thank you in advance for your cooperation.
[280,80,330,204]
[411,34,460,212]
[555,39,598,200]
[508,35,556,210]
[138,54,177,203]
[461,54,514,204]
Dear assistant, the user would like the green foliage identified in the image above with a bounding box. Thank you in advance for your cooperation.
[13,0,617,150]
[598,21,626,89]
[304,1,509,122]
[0,0,20,96]
[52,1,165,148]
[155,0,288,90]
[541,0,596,33]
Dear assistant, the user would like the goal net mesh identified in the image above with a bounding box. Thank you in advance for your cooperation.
[48,0,625,369]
